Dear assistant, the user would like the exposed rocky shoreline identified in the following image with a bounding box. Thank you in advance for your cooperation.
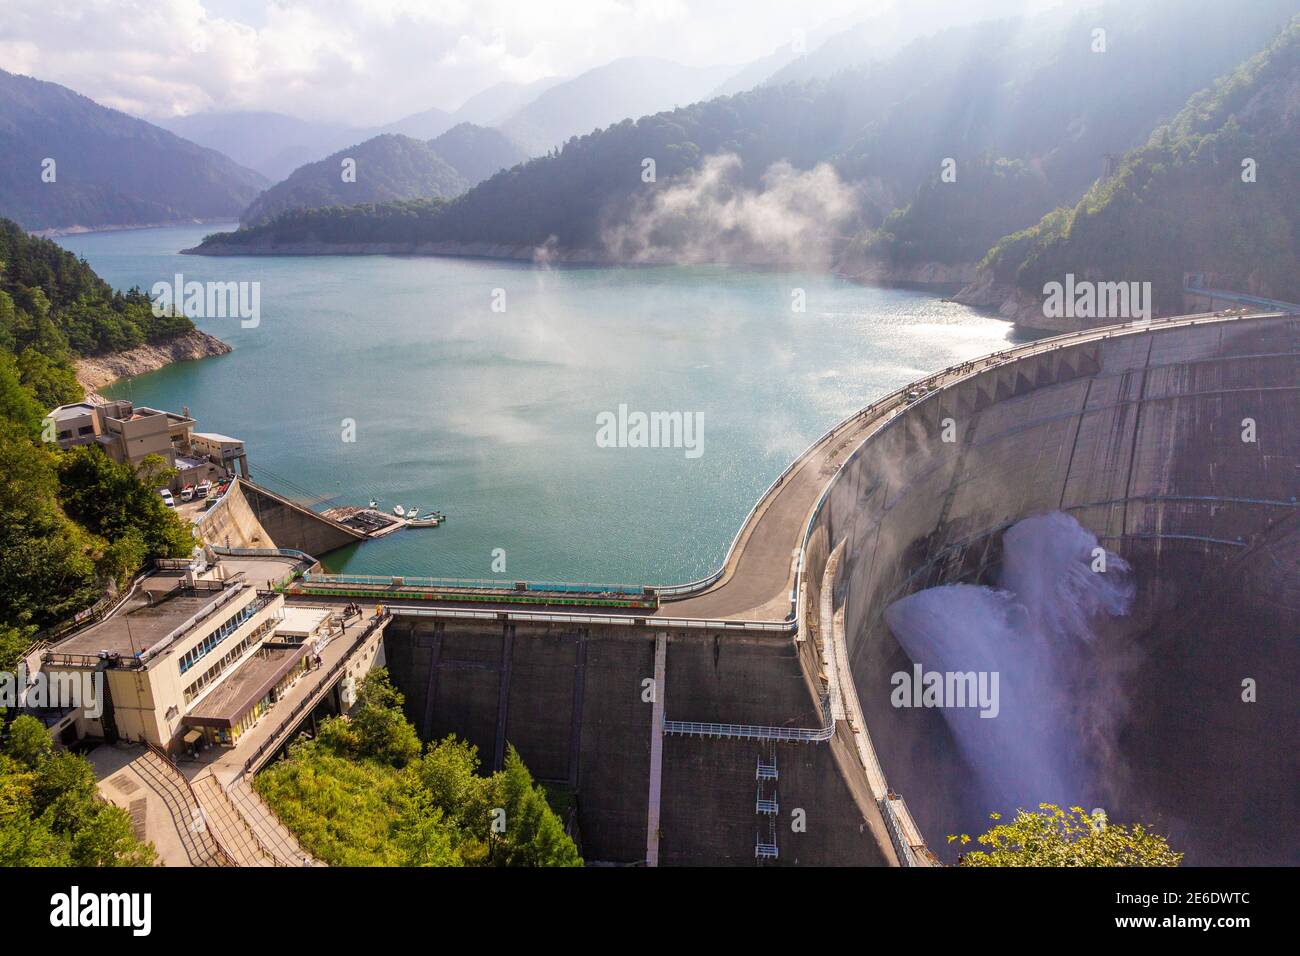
[33,218,236,239]
[184,236,613,262]
[76,329,232,402]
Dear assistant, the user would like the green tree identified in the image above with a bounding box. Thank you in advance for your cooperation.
[4,715,54,767]
[952,804,1183,867]
[483,746,582,867]
[0,717,156,867]
[350,669,421,767]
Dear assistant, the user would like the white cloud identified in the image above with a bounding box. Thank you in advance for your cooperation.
[0,0,876,124]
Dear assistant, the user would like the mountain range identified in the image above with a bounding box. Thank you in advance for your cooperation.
[193,0,1297,291]
[0,68,266,233]
[240,124,527,227]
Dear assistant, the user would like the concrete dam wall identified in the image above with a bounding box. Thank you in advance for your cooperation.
[805,313,1298,864]
[369,312,1294,866]
[382,615,892,865]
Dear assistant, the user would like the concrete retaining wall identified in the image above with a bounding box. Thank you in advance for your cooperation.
[198,479,364,556]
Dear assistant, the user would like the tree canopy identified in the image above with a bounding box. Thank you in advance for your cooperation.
[0,715,157,866]
[953,805,1182,867]
[254,670,582,867]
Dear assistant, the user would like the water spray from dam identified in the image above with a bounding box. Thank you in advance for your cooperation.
[884,512,1135,819]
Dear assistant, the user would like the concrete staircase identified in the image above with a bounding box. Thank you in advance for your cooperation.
[193,773,320,867]
[131,748,232,867]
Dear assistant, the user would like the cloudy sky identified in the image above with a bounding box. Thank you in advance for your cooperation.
[0,0,866,124]
[0,0,1070,126]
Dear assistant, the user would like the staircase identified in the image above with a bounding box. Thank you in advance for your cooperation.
[193,773,320,867]
[133,747,233,867]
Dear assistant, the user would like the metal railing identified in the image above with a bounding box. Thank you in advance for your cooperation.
[142,741,237,867]
[241,612,391,774]
[385,604,792,632]
[664,697,833,743]
[301,571,650,595]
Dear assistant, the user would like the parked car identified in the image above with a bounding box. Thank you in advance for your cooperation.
[159,489,176,508]
[196,480,212,498]
[180,484,195,502]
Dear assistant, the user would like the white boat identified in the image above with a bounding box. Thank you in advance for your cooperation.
[368,499,378,509]
[407,507,419,518]
[392,505,405,517]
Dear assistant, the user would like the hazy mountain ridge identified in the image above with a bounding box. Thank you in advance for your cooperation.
[0,68,267,233]
[497,57,738,155]
[195,0,1295,278]
[958,15,1300,326]
[239,124,527,226]
[240,134,468,227]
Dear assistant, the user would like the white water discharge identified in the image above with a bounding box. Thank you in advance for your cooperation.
[884,512,1135,813]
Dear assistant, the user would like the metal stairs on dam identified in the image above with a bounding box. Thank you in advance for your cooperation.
[755,745,780,862]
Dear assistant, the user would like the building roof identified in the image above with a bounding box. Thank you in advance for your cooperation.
[192,431,243,444]
[276,606,330,638]
[49,575,248,661]
[48,403,98,421]
[182,644,312,729]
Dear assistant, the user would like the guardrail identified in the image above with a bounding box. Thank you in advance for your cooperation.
[664,696,834,743]
[384,604,792,631]
[212,545,317,563]
[301,571,650,595]
[663,717,833,742]
[143,741,238,867]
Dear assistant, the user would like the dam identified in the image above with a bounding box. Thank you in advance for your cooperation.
[205,310,1298,865]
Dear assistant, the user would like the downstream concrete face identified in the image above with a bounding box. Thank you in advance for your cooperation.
[807,314,1298,864]
[381,616,891,865]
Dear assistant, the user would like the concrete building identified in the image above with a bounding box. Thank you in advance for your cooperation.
[39,559,331,755]
[47,399,246,491]
[190,431,250,479]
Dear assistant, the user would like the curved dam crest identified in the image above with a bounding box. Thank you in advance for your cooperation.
[801,310,1297,864]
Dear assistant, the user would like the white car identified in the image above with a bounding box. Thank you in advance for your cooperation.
[159,489,176,508]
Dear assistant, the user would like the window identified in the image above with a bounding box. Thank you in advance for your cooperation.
[177,598,267,675]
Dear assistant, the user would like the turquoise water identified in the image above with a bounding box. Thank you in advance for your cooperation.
[58,224,1017,584]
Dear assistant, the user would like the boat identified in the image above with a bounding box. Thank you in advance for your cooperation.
[368,499,379,510]
[392,505,405,517]
[407,507,419,518]
[406,516,440,528]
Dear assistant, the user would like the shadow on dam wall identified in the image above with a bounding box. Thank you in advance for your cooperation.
[381,617,893,865]
[809,314,1298,864]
